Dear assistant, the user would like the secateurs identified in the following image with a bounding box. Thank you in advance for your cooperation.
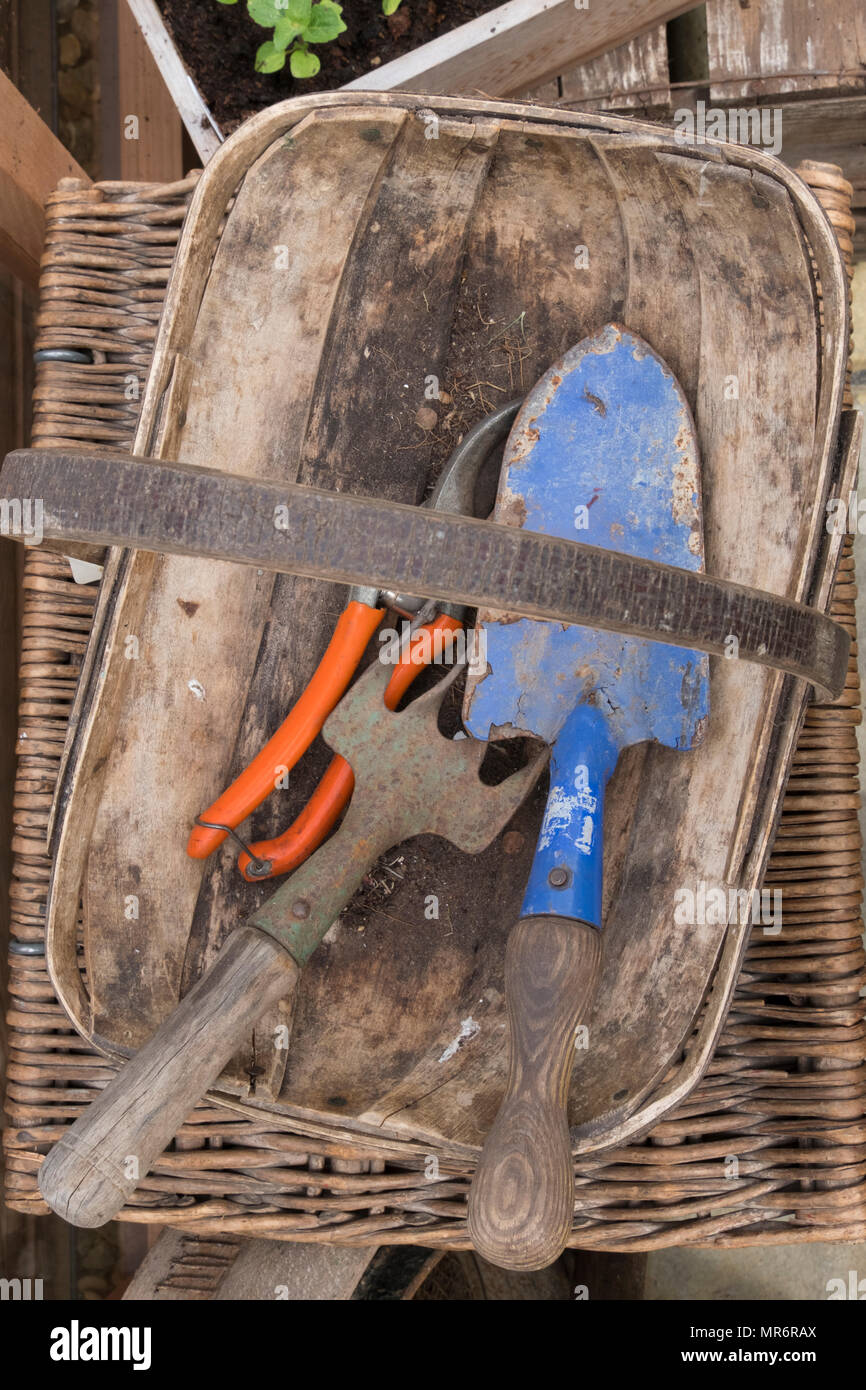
[186,400,520,881]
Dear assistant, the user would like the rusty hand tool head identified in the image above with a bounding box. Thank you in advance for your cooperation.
[323,653,547,854]
[248,651,548,972]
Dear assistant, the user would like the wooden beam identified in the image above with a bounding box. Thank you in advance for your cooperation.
[342,0,697,98]
[0,69,87,287]
[559,25,670,111]
[706,0,866,103]
[778,93,866,161]
[100,0,185,181]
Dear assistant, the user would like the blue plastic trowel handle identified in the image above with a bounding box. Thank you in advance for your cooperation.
[520,704,619,928]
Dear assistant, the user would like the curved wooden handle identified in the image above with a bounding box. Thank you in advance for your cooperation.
[468,915,602,1270]
[38,927,298,1227]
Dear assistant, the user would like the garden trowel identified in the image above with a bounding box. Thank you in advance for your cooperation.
[463,322,710,1271]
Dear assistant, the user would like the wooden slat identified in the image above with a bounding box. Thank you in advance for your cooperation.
[343,0,696,98]
[80,110,410,1080]
[706,0,866,102]
[559,25,669,110]
[0,69,88,287]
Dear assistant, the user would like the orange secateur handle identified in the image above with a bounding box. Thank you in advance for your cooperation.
[186,600,385,860]
[237,613,462,881]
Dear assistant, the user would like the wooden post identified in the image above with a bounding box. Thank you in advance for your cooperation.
[706,0,866,102]
[121,0,221,166]
[100,0,185,181]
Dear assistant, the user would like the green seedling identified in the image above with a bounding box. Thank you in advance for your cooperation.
[218,0,403,80]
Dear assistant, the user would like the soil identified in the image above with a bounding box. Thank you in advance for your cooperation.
[158,0,504,130]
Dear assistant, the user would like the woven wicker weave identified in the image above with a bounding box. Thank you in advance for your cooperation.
[3,164,865,1250]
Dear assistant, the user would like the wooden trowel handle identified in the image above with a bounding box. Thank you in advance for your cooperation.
[38,927,298,1228]
[468,915,602,1270]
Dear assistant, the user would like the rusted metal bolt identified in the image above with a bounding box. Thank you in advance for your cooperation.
[548,867,570,889]
[291,899,311,920]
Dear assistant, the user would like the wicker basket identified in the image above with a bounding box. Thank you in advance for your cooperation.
[4,162,865,1250]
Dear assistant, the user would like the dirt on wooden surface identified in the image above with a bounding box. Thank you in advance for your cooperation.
[158,0,504,129]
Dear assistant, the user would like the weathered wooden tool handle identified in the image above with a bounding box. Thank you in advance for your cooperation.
[38,927,298,1228]
[468,916,602,1270]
